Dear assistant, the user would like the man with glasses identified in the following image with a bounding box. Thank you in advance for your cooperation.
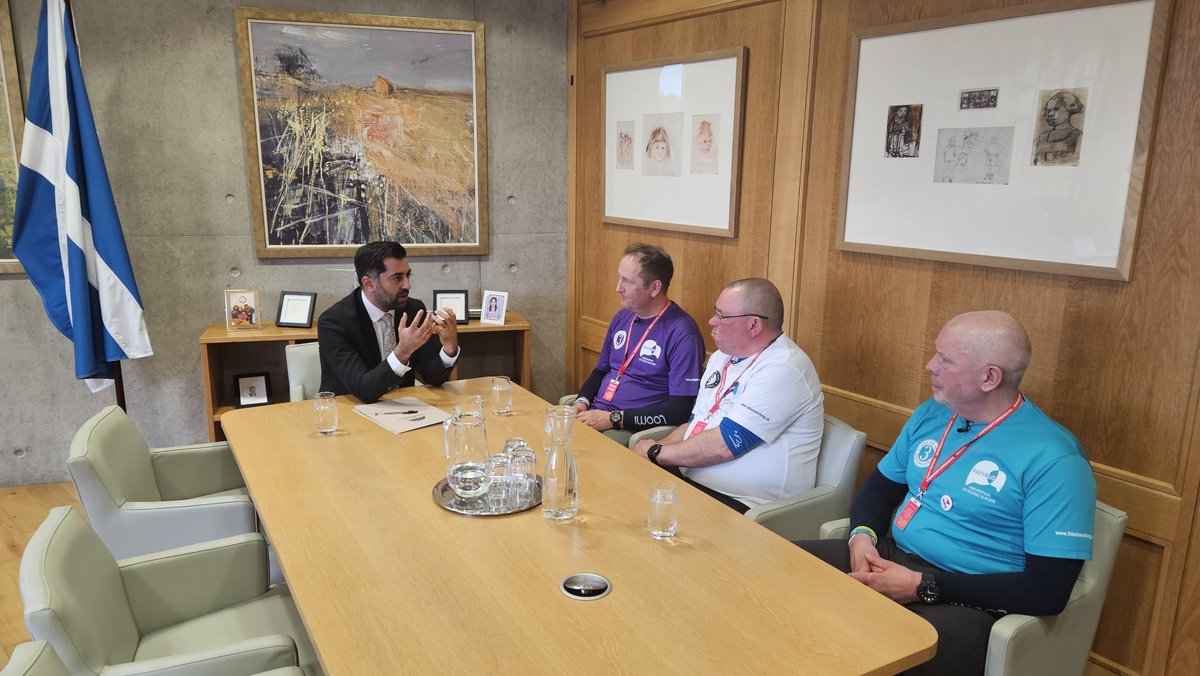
[572,243,705,444]
[631,278,824,512]
[318,241,460,403]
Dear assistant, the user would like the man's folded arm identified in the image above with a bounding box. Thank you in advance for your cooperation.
[624,395,695,432]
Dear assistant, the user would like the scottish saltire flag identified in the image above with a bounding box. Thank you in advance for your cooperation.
[13,0,152,391]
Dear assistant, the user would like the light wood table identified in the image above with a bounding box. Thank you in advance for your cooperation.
[222,379,935,674]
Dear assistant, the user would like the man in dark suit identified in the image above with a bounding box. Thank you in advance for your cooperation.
[318,241,460,403]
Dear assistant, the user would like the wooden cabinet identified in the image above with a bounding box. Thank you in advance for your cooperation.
[200,323,317,441]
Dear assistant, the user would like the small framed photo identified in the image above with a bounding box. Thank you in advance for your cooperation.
[234,372,271,408]
[225,288,262,331]
[432,290,469,325]
[276,291,317,328]
[480,290,508,325]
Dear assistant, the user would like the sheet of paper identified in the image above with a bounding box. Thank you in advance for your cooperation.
[354,397,453,434]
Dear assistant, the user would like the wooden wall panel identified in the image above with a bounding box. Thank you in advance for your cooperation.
[570,0,792,389]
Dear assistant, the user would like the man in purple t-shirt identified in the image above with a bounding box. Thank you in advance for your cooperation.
[572,244,704,444]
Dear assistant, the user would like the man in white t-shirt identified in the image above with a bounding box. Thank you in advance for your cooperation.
[631,278,824,512]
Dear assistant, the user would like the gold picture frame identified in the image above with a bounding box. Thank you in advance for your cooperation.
[235,8,489,258]
[0,0,25,274]
[225,288,263,331]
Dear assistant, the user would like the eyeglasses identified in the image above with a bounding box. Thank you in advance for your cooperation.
[712,308,768,321]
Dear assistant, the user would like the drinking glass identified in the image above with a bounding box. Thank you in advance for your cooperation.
[508,445,537,509]
[647,481,677,540]
[491,376,513,415]
[314,391,338,436]
[487,452,512,511]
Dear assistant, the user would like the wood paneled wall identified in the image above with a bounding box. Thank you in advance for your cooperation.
[569,0,1200,672]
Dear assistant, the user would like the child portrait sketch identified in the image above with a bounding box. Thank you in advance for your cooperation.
[885,104,922,158]
[933,127,1015,185]
[1032,88,1087,166]
[641,112,684,177]
[689,114,720,175]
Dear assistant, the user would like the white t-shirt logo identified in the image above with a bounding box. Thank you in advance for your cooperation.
[640,340,661,360]
[965,460,1007,492]
[913,440,937,468]
[613,330,627,350]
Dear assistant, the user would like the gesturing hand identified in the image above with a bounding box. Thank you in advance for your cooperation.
[394,310,434,364]
[430,307,460,356]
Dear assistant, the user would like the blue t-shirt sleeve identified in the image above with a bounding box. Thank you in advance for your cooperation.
[719,418,763,458]
[1022,453,1096,560]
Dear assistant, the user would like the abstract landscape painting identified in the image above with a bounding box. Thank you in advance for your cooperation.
[236,10,488,257]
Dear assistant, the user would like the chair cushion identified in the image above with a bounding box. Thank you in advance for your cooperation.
[134,586,318,675]
[207,487,251,499]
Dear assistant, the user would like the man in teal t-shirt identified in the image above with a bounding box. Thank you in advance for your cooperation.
[797,311,1095,675]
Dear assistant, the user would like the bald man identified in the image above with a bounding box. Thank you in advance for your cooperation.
[631,278,824,512]
[796,311,1096,676]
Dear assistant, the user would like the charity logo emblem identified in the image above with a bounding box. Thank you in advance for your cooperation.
[640,340,662,360]
[613,330,627,350]
[704,371,720,388]
[913,439,937,468]
[940,495,953,511]
[965,460,1007,492]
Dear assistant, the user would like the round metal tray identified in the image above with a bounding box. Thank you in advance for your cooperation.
[432,476,543,516]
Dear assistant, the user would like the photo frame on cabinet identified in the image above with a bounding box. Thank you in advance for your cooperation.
[235,8,489,258]
[276,291,317,328]
[836,0,1171,281]
[602,47,747,237]
[234,372,271,408]
[432,289,469,325]
[479,290,507,326]
[225,288,262,331]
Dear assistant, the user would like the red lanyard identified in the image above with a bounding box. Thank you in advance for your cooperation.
[613,302,671,381]
[705,346,769,417]
[917,393,1024,498]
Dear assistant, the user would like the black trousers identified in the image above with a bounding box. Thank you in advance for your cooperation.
[796,537,999,676]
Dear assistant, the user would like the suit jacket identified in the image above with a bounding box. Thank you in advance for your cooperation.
[317,288,453,403]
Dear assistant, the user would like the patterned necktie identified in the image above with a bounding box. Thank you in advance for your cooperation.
[379,314,396,361]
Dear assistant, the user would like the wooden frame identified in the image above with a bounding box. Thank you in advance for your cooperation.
[432,289,469,324]
[276,290,317,328]
[601,47,747,237]
[0,0,24,274]
[225,288,262,331]
[234,371,271,408]
[235,8,489,258]
[836,0,1171,280]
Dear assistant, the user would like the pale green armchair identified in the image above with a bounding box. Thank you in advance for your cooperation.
[743,415,868,540]
[18,506,320,676]
[820,500,1127,676]
[0,641,305,676]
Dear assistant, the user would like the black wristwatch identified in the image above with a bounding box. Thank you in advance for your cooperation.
[917,572,940,605]
[647,443,663,466]
[609,410,623,430]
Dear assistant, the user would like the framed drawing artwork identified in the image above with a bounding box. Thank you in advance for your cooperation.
[0,0,25,274]
[276,291,317,328]
[602,48,747,237]
[235,9,489,258]
[225,288,262,331]
[837,0,1171,281]
[432,289,469,325]
[479,290,507,326]
[234,372,271,408]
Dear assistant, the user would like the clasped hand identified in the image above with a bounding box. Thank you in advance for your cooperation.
[848,538,922,604]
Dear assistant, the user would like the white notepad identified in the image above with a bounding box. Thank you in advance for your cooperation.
[353,397,453,434]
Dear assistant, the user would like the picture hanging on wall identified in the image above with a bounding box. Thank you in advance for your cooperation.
[0,0,25,274]
[602,47,747,237]
[837,0,1170,281]
[235,8,489,258]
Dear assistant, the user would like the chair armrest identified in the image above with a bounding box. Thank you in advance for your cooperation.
[819,518,851,540]
[983,584,1100,676]
[150,443,245,499]
[102,635,297,676]
[108,496,257,559]
[628,425,677,448]
[289,384,305,402]
[559,394,578,406]
[120,533,269,635]
[744,486,840,541]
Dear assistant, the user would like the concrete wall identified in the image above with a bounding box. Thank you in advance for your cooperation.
[0,0,568,485]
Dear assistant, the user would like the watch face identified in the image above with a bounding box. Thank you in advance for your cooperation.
[610,411,621,424]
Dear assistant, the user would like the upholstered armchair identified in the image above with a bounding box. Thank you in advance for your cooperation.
[67,406,256,560]
[18,507,319,676]
[0,640,305,676]
[285,342,321,402]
